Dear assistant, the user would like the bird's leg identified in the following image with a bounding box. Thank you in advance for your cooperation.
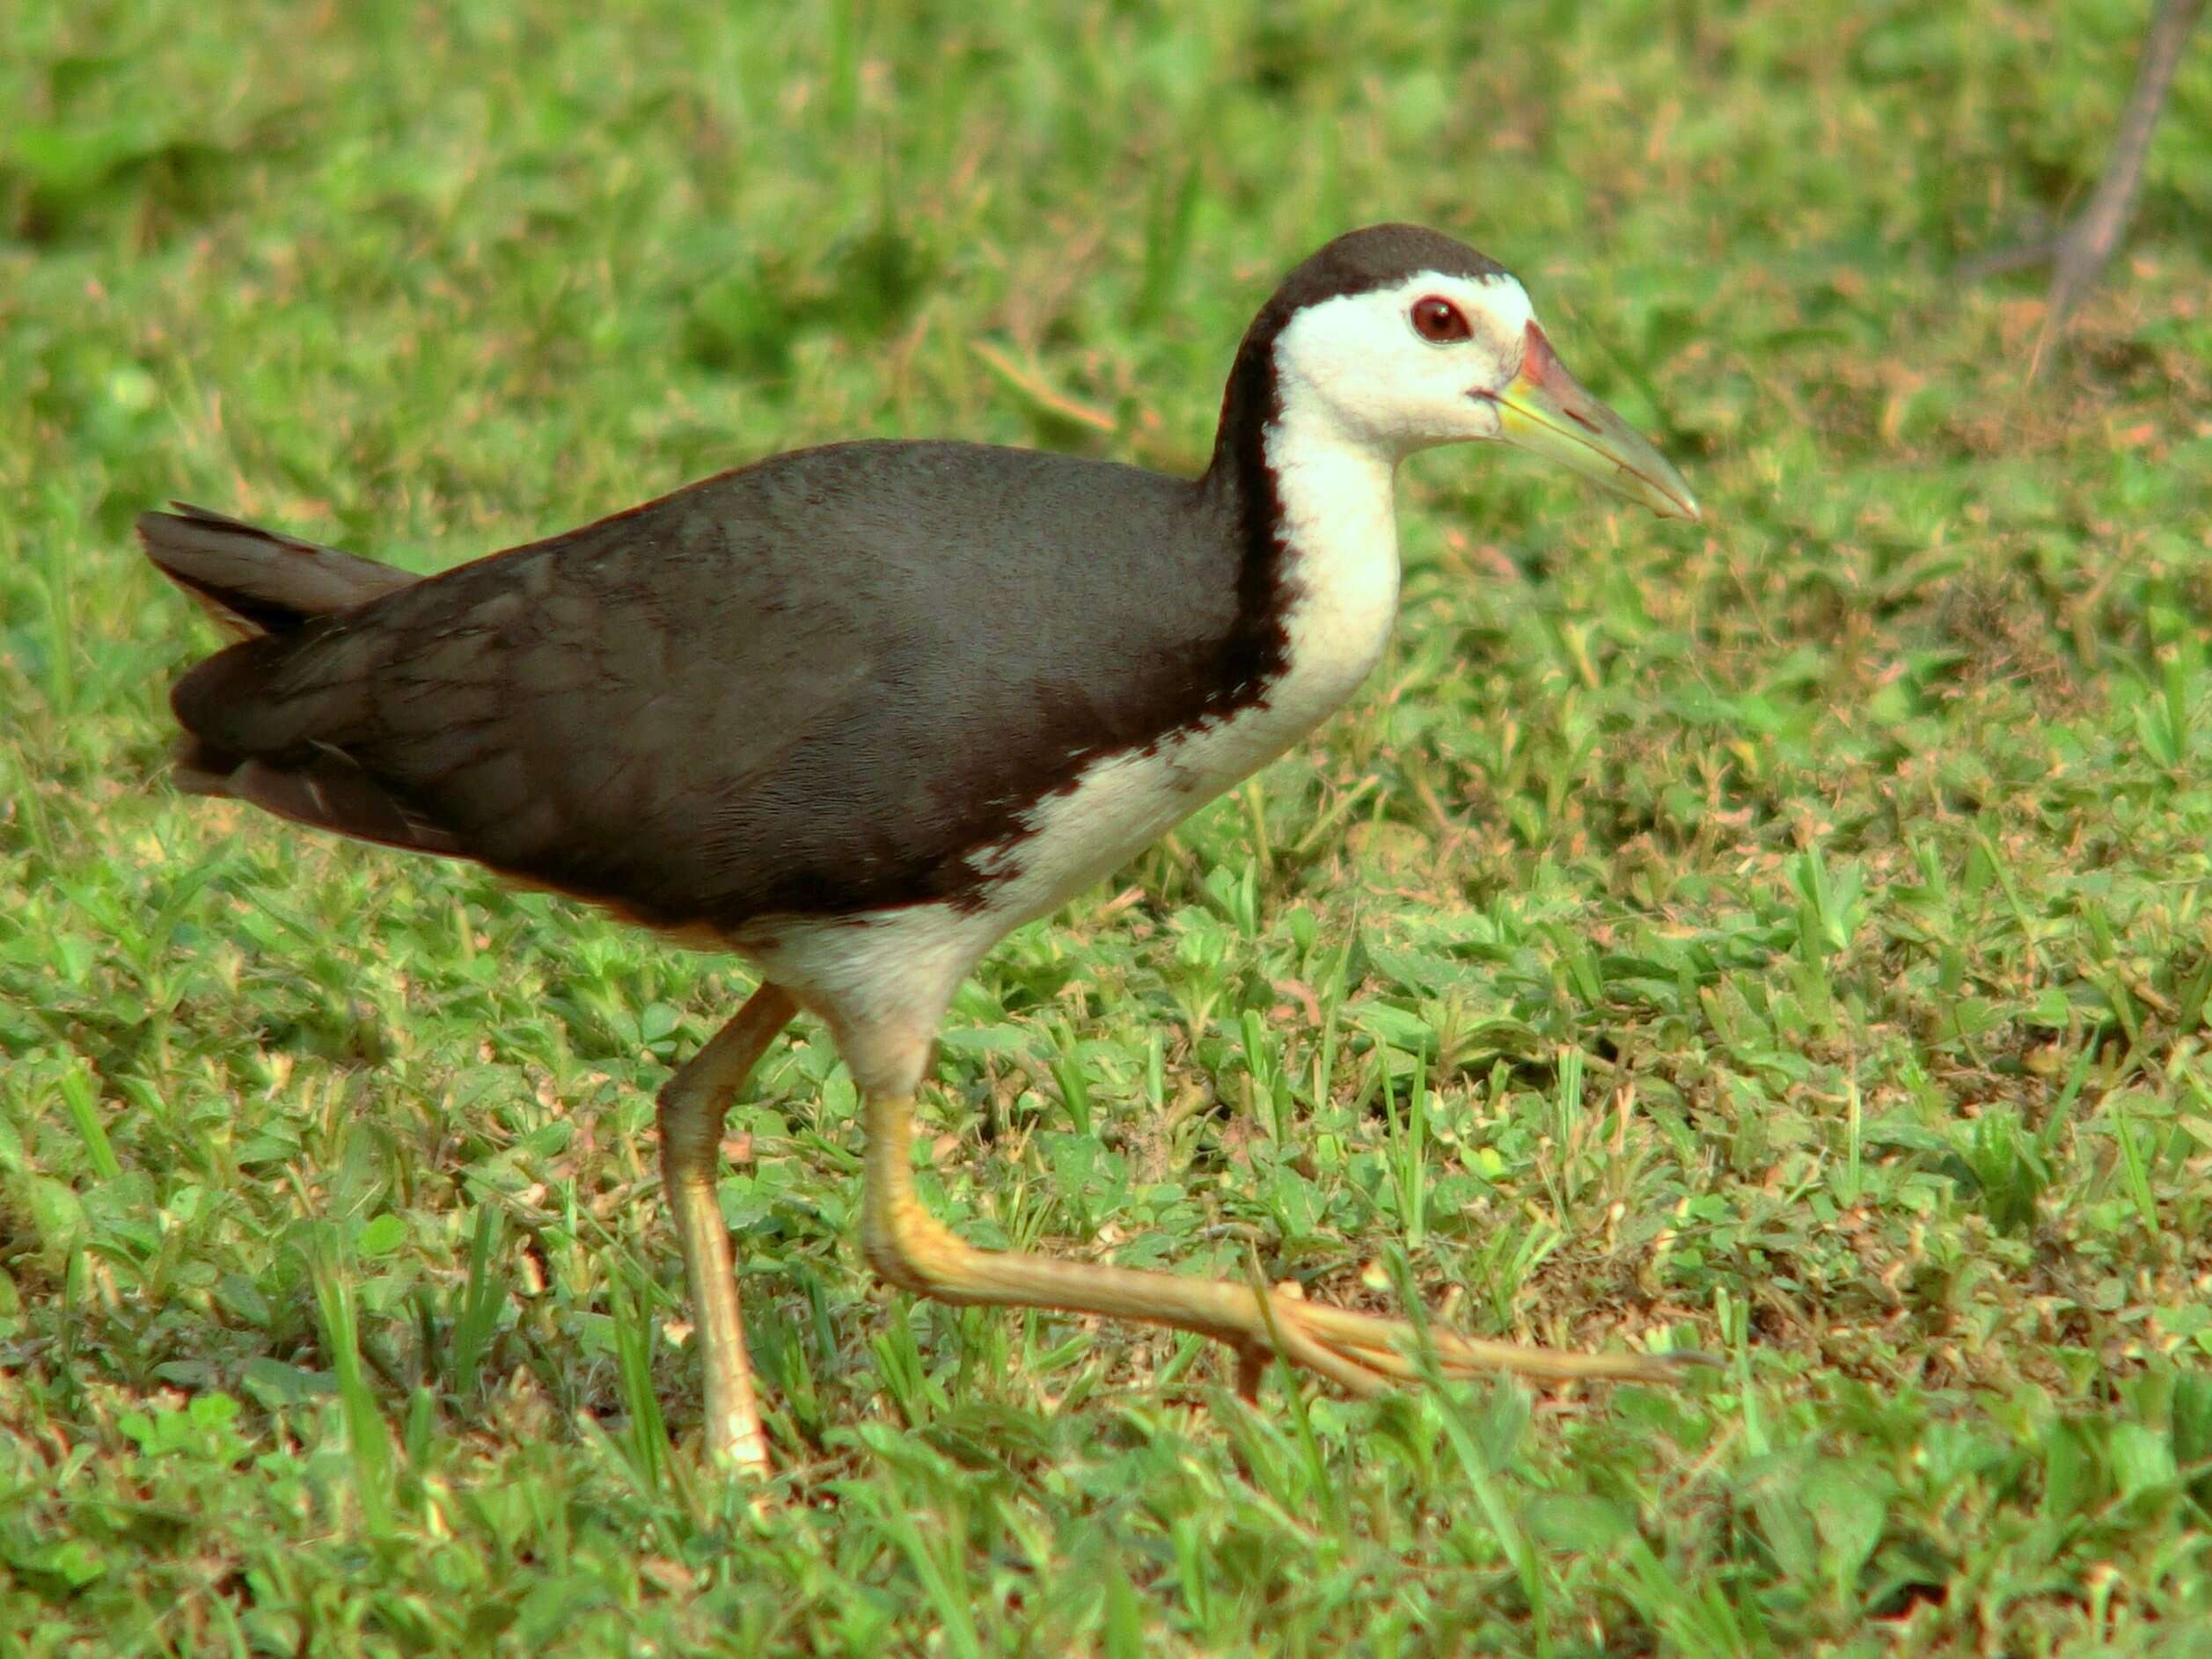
[2034,0,2204,366]
[1960,0,2206,375]
[860,1092,1702,1396]
[656,982,797,1473]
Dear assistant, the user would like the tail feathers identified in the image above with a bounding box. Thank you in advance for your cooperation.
[172,734,463,857]
[147,503,465,859]
[138,502,414,640]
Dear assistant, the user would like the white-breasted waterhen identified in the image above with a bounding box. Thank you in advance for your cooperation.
[143,224,1703,1475]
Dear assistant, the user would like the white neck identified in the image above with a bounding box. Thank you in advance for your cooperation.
[1258,398,1403,720]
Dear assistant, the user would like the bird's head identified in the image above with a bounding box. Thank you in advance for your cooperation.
[1237,223,1699,522]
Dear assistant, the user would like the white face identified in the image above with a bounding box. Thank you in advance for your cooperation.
[1270,270,1534,459]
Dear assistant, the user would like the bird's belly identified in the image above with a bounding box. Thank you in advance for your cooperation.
[980,584,1398,927]
[978,713,1293,926]
[736,689,1358,1100]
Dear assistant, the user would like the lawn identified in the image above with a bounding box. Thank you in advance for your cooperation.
[4,0,2211,1652]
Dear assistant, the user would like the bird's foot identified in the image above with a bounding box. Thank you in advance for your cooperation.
[1235,1277,1717,1399]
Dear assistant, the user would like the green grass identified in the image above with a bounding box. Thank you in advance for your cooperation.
[5,0,2212,1651]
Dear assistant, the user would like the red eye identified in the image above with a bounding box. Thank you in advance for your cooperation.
[1410,296,1471,343]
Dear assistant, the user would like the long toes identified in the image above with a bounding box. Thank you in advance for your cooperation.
[1266,1295,1707,1390]
[1256,1296,1393,1396]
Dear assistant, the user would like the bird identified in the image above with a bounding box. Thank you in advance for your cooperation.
[142,223,1703,1476]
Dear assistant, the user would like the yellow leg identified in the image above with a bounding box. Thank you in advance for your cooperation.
[861,1092,1704,1395]
[657,983,796,1473]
